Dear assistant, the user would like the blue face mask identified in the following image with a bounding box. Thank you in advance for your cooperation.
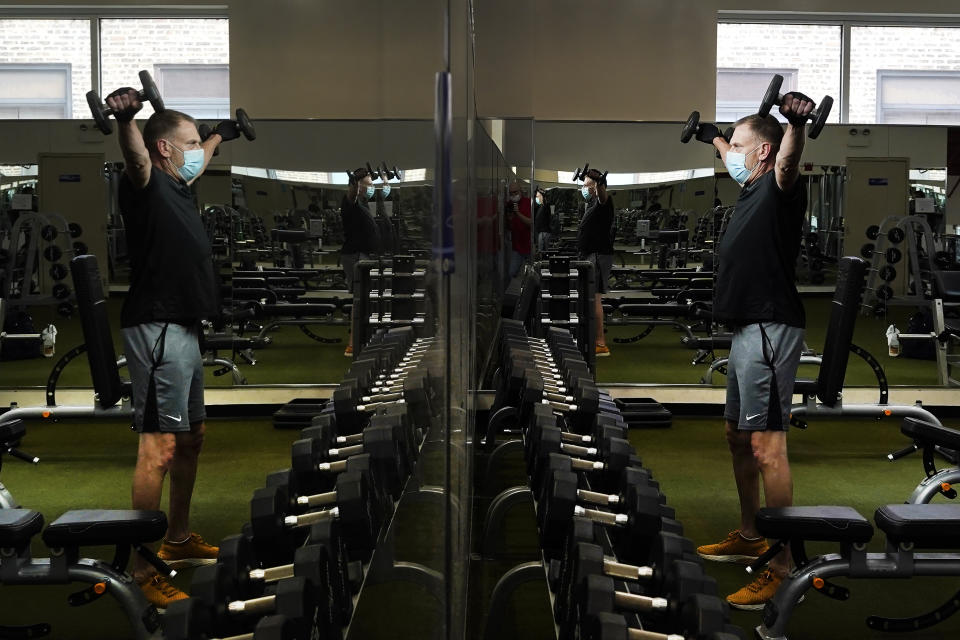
[365,185,376,200]
[724,145,762,187]
[382,184,391,198]
[581,186,592,201]
[165,140,204,182]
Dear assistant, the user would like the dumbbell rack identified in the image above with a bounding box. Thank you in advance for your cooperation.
[0,212,79,318]
[478,322,739,639]
[535,256,596,371]
[352,255,434,351]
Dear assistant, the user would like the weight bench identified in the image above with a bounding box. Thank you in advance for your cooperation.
[788,256,942,428]
[752,503,960,640]
[0,508,170,639]
[889,416,960,504]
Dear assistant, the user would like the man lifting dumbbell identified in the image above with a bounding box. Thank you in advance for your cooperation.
[576,167,614,357]
[689,92,813,610]
[107,83,247,607]
[341,167,382,357]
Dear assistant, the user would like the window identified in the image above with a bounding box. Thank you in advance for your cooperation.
[0,19,91,119]
[155,64,230,119]
[0,65,71,118]
[99,18,230,119]
[717,23,842,124]
[850,26,960,124]
[716,68,797,123]
[876,71,960,125]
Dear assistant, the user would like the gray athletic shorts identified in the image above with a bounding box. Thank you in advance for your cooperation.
[122,322,205,433]
[725,322,805,431]
[584,253,614,294]
[341,252,369,292]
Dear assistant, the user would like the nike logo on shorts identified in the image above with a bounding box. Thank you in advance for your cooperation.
[746,413,763,421]
[162,414,183,423]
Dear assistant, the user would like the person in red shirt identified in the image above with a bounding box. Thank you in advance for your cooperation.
[506,180,532,279]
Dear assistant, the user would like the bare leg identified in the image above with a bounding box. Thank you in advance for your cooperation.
[166,421,206,542]
[131,432,176,580]
[752,430,793,576]
[726,420,761,538]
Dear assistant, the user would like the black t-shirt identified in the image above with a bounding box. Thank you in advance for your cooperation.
[340,196,380,255]
[713,171,807,328]
[119,168,217,327]
[534,201,551,235]
[577,195,615,256]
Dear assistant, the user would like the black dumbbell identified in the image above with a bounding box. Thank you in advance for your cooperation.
[291,423,407,498]
[43,245,62,262]
[555,541,716,635]
[583,610,741,640]
[860,244,902,264]
[40,225,58,241]
[529,425,634,485]
[73,241,88,256]
[540,470,681,564]
[178,566,316,639]
[165,600,300,640]
[217,532,352,628]
[577,577,730,640]
[866,225,906,244]
[52,283,71,300]
[68,222,83,238]
[758,74,833,139]
[85,70,165,135]
[56,302,75,318]
[198,123,221,157]
[250,471,378,562]
[226,108,257,141]
[49,263,68,281]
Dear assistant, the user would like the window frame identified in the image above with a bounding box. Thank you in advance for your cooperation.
[0,8,229,119]
[717,13,960,124]
[0,63,72,118]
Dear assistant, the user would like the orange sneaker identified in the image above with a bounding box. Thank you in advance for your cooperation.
[157,533,218,569]
[344,344,354,357]
[697,529,769,564]
[138,574,188,609]
[726,569,783,610]
[596,344,611,357]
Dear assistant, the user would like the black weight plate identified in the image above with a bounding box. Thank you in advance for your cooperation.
[40,225,58,241]
[860,243,875,259]
[73,242,89,256]
[49,263,68,281]
[52,283,71,300]
[808,95,833,139]
[236,108,256,141]
[876,285,894,301]
[887,227,905,244]
[68,222,83,238]
[86,90,112,134]
[885,247,902,265]
[43,245,62,262]
[56,302,75,318]
[879,265,897,282]
[139,70,165,112]
[680,110,699,143]
[759,74,783,117]
[865,225,880,240]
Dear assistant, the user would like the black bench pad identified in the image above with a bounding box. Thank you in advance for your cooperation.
[0,509,44,547]
[42,510,167,548]
[756,506,874,543]
[262,304,337,317]
[901,417,960,451]
[619,304,689,317]
[793,378,819,397]
[0,419,25,444]
[875,504,960,548]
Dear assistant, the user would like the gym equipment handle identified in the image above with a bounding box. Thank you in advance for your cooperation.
[888,443,918,461]
[249,565,294,582]
[573,505,628,525]
[5,446,39,464]
[228,594,274,614]
[613,590,669,613]
[603,557,654,581]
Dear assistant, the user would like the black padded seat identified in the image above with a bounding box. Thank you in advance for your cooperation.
[620,304,688,317]
[0,418,26,443]
[756,506,874,543]
[262,303,337,317]
[42,510,166,548]
[901,417,960,451]
[0,509,44,547]
[793,378,819,397]
[874,504,960,548]
[681,335,732,350]
[932,270,960,300]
